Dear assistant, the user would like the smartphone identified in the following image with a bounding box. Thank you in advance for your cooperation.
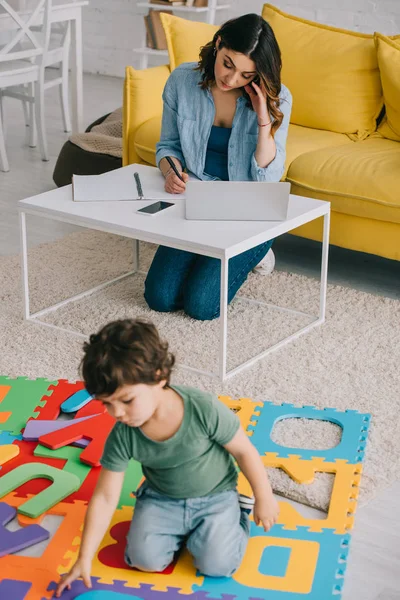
[137,201,174,216]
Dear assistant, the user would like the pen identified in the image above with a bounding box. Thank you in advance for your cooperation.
[165,156,185,183]
[134,172,144,200]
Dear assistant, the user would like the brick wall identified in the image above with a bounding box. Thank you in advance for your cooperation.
[82,0,400,76]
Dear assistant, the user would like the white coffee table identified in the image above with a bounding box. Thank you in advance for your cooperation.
[18,172,330,382]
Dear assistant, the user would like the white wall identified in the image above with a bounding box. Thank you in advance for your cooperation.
[82,0,400,77]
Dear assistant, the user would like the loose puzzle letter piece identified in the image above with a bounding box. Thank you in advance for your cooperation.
[39,412,115,467]
[61,389,93,413]
[247,402,371,463]
[0,501,49,557]
[0,463,80,518]
[23,415,97,442]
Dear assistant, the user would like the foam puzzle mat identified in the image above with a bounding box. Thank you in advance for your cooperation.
[0,377,371,599]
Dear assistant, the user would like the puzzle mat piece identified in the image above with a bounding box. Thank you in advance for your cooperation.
[261,455,361,533]
[247,401,371,463]
[0,567,55,600]
[0,494,87,599]
[0,430,22,445]
[61,389,93,413]
[218,396,263,431]
[0,439,100,505]
[64,505,204,594]
[39,411,114,467]
[0,579,32,600]
[33,380,85,421]
[0,443,19,465]
[47,581,212,600]
[194,523,351,600]
[0,501,50,558]
[0,377,57,435]
[0,462,81,518]
[98,520,175,574]
[0,494,87,584]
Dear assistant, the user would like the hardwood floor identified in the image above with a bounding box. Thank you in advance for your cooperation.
[1,72,399,599]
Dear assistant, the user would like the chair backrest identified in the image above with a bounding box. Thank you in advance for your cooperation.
[0,0,51,63]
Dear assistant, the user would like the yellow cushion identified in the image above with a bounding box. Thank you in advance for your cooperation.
[123,64,170,166]
[291,212,400,262]
[160,12,217,71]
[286,137,400,223]
[135,116,162,166]
[285,125,352,178]
[262,4,382,139]
[375,33,400,142]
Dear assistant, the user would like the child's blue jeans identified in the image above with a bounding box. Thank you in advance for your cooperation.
[124,482,250,577]
[144,241,273,321]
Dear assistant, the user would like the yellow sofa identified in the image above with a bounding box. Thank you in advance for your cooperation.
[123,5,400,261]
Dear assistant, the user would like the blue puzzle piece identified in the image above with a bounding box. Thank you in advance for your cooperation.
[61,389,93,413]
[0,431,22,445]
[193,523,351,600]
[73,593,145,599]
[247,402,371,463]
[47,581,200,600]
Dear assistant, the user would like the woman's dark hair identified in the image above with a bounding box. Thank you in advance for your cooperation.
[80,319,175,396]
[196,13,283,136]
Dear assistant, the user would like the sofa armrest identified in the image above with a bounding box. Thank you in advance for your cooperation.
[123,64,171,166]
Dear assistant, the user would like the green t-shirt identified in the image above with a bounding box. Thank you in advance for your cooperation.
[100,384,240,498]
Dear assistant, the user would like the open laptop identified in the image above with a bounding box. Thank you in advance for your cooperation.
[185,181,290,221]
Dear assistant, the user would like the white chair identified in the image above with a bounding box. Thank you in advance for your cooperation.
[0,0,51,172]
[15,19,72,147]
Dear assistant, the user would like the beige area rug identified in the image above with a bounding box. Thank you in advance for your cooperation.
[1,229,399,512]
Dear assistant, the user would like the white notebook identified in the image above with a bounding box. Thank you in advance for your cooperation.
[72,163,185,202]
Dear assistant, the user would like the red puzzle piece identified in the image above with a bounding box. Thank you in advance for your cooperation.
[39,412,115,467]
[98,521,175,574]
[34,380,85,421]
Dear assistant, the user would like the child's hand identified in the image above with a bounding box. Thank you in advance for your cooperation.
[254,496,280,532]
[55,557,92,597]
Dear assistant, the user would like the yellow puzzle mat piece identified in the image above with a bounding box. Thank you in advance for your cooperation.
[218,395,262,431]
[257,454,361,533]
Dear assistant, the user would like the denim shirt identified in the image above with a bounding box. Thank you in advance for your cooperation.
[156,62,292,182]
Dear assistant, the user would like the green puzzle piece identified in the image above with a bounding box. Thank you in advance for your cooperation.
[0,462,80,518]
[119,459,143,509]
[34,444,92,486]
[35,445,143,509]
[0,376,57,435]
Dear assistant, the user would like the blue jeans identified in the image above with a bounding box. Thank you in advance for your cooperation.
[124,483,250,577]
[144,240,273,321]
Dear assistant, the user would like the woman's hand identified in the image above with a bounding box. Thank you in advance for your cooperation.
[253,495,280,532]
[164,169,189,194]
[55,557,92,597]
[244,80,270,126]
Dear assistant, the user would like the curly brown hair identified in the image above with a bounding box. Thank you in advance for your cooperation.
[80,319,175,396]
[195,13,284,137]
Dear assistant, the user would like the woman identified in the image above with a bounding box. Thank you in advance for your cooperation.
[145,13,292,321]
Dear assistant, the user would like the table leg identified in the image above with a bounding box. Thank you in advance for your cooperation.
[19,211,30,320]
[70,11,83,133]
[319,210,330,321]
[132,239,140,272]
[219,257,228,382]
